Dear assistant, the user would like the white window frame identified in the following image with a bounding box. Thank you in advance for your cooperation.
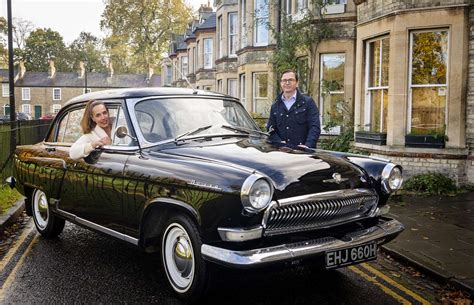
[52,104,61,114]
[228,12,238,57]
[217,79,223,93]
[21,103,31,115]
[319,53,345,135]
[22,88,30,101]
[240,0,247,48]
[283,0,292,16]
[218,15,223,58]
[252,72,269,115]
[240,74,246,105]
[166,65,172,85]
[2,83,9,97]
[204,38,213,69]
[254,0,269,46]
[364,36,389,133]
[228,79,237,97]
[407,28,449,134]
[53,88,61,101]
[181,56,188,77]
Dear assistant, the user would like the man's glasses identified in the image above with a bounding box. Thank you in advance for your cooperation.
[280,79,296,84]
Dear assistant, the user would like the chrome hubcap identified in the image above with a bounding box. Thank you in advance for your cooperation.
[33,190,49,229]
[163,224,195,293]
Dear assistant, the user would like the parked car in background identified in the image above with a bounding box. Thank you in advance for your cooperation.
[0,112,31,122]
[8,88,404,301]
[39,114,55,120]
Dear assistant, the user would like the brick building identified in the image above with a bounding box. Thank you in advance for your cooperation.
[166,0,474,185]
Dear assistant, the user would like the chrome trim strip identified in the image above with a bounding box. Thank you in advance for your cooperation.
[24,157,66,169]
[277,189,375,206]
[202,219,404,268]
[55,209,138,246]
[218,225,263,242]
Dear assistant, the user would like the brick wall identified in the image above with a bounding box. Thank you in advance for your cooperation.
[357,0,469,23]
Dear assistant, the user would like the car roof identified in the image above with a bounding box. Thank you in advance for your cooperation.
[64,87,234,107]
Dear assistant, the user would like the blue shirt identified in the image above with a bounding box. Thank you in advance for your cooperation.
[281,92,297,111]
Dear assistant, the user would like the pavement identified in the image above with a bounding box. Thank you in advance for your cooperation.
[0,192,473,296]
[383,192,474,296]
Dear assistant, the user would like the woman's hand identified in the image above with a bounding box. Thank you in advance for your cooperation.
[91,137,111,149]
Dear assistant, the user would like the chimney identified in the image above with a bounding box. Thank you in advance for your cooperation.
[78,61,85,78]
[18,61,26,79]
[108,62,114,78]
[48,59,56,78]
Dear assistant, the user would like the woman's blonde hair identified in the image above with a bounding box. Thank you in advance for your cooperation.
[80,100,107,134]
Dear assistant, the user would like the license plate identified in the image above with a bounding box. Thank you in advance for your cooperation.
[325,242,377,269]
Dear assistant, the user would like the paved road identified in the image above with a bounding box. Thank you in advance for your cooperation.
[0,220,438,304]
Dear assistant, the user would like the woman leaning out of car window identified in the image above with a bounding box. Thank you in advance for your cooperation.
[69,100,112,160]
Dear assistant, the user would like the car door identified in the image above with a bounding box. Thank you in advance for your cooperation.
[58,101,137,234]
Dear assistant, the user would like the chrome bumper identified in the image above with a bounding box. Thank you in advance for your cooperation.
[201,218,404,268]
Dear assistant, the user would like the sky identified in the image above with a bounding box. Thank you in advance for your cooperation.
[0,0,212,44]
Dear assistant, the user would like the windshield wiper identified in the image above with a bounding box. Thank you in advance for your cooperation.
[174,125,213,143]
[221,124,269,136]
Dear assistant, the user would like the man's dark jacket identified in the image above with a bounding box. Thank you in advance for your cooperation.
[266,90,321,148]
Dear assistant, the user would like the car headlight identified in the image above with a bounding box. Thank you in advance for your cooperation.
[241,174,274,213]
[381,164,403,193]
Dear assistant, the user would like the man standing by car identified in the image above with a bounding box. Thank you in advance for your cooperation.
[266,70,321,149]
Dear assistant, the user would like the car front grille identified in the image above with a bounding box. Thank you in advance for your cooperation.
[262,189,378,236]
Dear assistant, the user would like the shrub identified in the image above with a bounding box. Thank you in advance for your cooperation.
[403,173,457,195]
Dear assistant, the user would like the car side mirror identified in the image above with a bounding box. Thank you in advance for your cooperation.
[116,125,129,139]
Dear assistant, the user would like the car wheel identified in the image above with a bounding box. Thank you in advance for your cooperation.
[32,189,65,238]
[161,214,210,301]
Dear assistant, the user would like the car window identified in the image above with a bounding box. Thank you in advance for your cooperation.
[57,108,85,143]
[111,106,133,146]
[135,98,258,143]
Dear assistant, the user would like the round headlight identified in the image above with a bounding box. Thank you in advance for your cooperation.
[241,174,274,213]
[381,164,403,193]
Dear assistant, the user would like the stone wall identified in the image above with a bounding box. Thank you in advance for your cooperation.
[467,4,474,184]
[357,0,469,23]
[370,153,467,185]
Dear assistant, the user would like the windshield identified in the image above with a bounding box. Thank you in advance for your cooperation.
[134,98,259,143]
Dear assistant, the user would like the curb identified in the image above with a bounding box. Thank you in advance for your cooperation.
[0,198,25,233]
[381,245,474,296]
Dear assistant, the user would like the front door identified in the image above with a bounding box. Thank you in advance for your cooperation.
[34,105,42,119]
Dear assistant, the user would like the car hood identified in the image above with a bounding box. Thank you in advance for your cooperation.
[154,138,370,198]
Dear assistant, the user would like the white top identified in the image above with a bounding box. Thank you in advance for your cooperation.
[69,125,109,160]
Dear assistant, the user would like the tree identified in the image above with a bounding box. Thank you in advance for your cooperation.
[0,17,7,68]
[269,0,332,96]
[68,32,107,72]
[24,28,69,72]
[101,0,192,73]
[12,18,34,50]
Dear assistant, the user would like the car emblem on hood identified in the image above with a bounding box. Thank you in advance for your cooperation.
[323,173,349,184]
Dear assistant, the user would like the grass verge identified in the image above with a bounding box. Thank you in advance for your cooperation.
[0,186,22,214]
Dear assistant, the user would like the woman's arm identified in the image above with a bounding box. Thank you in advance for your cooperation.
[69,134,95,160]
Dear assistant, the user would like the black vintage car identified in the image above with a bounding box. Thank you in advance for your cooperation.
[9,88,404,300]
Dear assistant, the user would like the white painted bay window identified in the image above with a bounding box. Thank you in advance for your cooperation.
[254,0,269,46]
[320,53,345,134]
[229,12,238,56]
[253,73,269,116]
[204,38,213,69]
[228,79,237,97]
[408,29,449,136]
[240,74,246,105]
[364,36,389,133]
[240,0,247,48]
